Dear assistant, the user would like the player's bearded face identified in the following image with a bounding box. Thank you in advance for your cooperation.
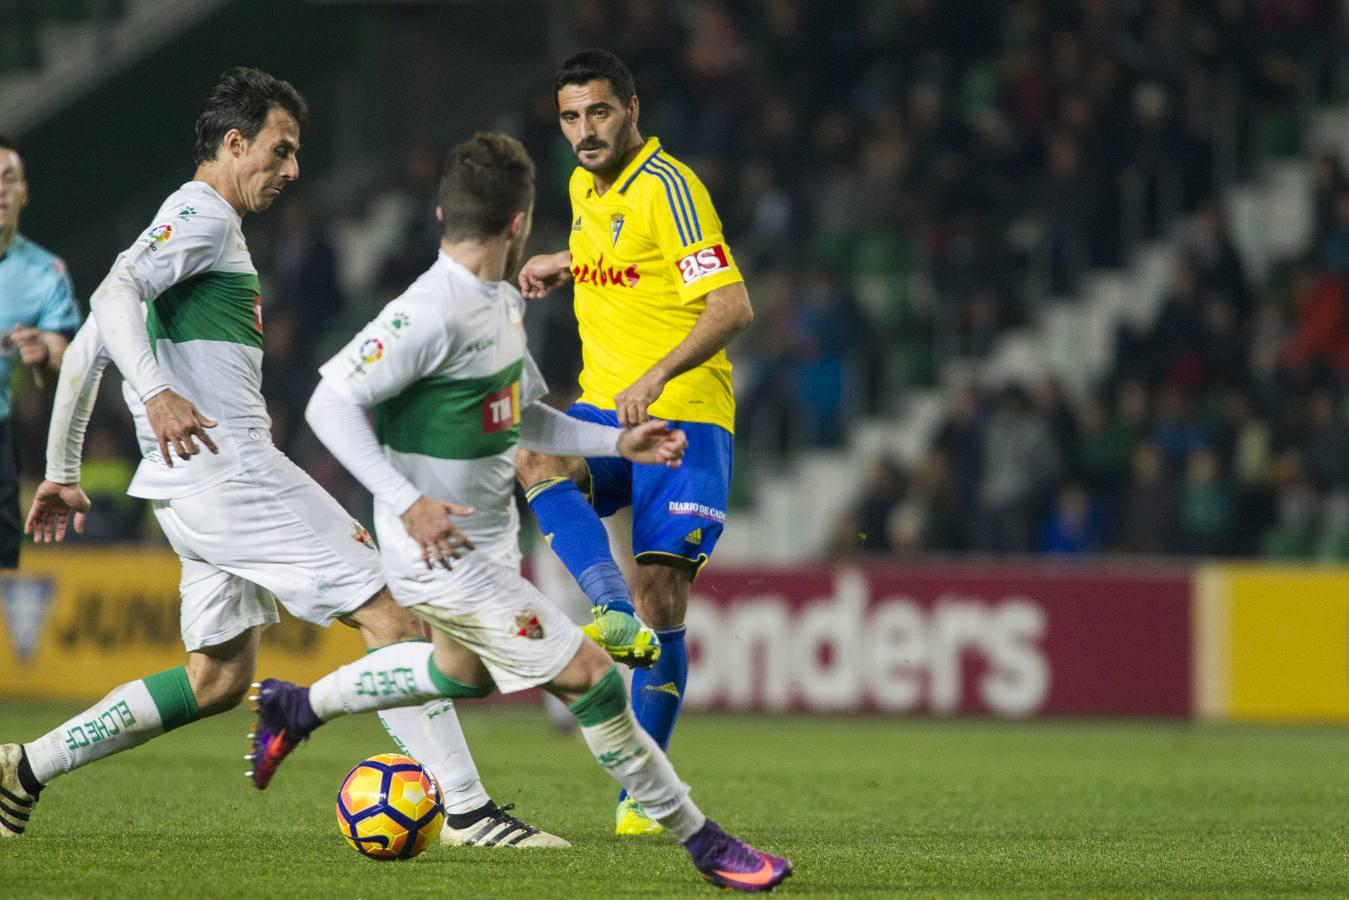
[572,108,633,175]
[559,82,638,178]
[236,108,300,214]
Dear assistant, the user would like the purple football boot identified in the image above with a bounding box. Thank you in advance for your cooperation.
[684,819,793,892]
[244,678,321,790]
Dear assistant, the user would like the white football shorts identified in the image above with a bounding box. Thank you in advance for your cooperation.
[406,560,583,694]
[152,447,385,651]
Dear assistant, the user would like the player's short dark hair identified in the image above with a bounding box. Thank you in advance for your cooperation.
[438,132,536,242]
[193,67,309,165]
[554,49,637,106]
[0,135,15,153]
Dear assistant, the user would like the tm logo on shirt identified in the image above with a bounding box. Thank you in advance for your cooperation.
[482,383,520,434]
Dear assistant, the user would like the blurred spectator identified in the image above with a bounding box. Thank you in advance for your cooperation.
[1179,446,1234,555]
[973,386,1061,553]
[1119,441,1178,554]
[271,192,344,364]
[1038,482,1104,555]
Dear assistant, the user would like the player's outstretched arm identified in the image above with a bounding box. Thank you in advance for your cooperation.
[24,480,91,544]
[613,281,753,426]
[518,250,573,299]
[519,402,685,468]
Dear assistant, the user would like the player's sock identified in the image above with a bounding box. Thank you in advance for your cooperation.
[570,667,706,840]
[308,640,491,721]
[525,477,635,616]
[22,667,200,785]
[631,626,688,750]
[620,626,687,803]
[377,699,491,815]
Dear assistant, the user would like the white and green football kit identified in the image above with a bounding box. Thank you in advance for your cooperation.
[91,181,384,649]
[314,252,629,693]
[23,184,495,818]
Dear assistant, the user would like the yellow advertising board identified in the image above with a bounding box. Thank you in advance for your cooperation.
[0,549,373,699]
[1218,565,1349,721]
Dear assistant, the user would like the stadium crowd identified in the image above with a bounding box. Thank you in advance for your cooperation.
[6,0,1346,560]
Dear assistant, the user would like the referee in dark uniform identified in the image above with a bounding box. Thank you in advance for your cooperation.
[0,136,80,567]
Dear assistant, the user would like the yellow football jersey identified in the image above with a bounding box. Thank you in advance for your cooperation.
[567,137,743,432]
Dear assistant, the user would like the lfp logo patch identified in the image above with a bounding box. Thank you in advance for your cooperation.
[359,337,384,365]
[145,223,173,253]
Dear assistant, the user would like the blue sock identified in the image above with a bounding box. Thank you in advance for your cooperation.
[621,626,688,803]
[525,477,635,615]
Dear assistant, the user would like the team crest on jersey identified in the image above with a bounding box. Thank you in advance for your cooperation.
[390,311,410,332]
[513,611,545,640]
[176,206,197,221]
[350,521,375,549]
[610,212,625,246]
[144,223,173,253]
[359,337,385,365]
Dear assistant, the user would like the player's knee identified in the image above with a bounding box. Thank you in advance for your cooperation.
[515,448,581,489]
[633,562,691,630]
[515,448,555,486]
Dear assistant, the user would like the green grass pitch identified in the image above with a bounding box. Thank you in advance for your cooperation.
[0,701,1345,898]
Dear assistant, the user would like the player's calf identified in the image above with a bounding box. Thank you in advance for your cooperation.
[553,643,792,889]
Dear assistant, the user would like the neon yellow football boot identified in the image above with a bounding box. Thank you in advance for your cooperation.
[582,607,661,668]
[615,797,664,836]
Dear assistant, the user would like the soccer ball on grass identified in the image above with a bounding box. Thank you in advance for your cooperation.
[335,753,444,860]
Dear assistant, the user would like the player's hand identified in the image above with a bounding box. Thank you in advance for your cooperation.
[401,495,476,571]
[8,326,50,367]
[24,480,91,544]
[518,251,573,300]
[617,420,686,468]
[614,370,667,426]
[145,389,218,466]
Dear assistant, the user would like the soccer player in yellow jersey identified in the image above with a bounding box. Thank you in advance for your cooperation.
[517,50,754,836]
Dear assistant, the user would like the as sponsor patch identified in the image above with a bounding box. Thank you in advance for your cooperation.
[144,223,173,253]
[676,244,730,286]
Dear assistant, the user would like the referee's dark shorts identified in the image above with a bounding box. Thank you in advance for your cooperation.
[0,419,18,568]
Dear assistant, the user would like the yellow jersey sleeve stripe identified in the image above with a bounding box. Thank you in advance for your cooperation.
[642,161,700,247]
[651,154,701,238]
[648,155,703,244]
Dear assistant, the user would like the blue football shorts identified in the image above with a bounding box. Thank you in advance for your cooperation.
[567,403,733,573]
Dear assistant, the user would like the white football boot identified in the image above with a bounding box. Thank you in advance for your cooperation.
[0,744,38,838]
[439,802,570,848]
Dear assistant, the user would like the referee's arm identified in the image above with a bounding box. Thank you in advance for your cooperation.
[9,325,71,386]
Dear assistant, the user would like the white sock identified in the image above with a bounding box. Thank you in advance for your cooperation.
[378,700,491,816]
[24,680,172,785]
[308,641,444,721]
[580,706,707,840]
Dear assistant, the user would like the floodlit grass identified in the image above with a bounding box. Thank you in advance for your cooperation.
[0,702,1345,897]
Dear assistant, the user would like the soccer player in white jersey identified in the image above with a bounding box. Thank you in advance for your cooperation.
[249,132,791,891]
[4,68,563,850]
